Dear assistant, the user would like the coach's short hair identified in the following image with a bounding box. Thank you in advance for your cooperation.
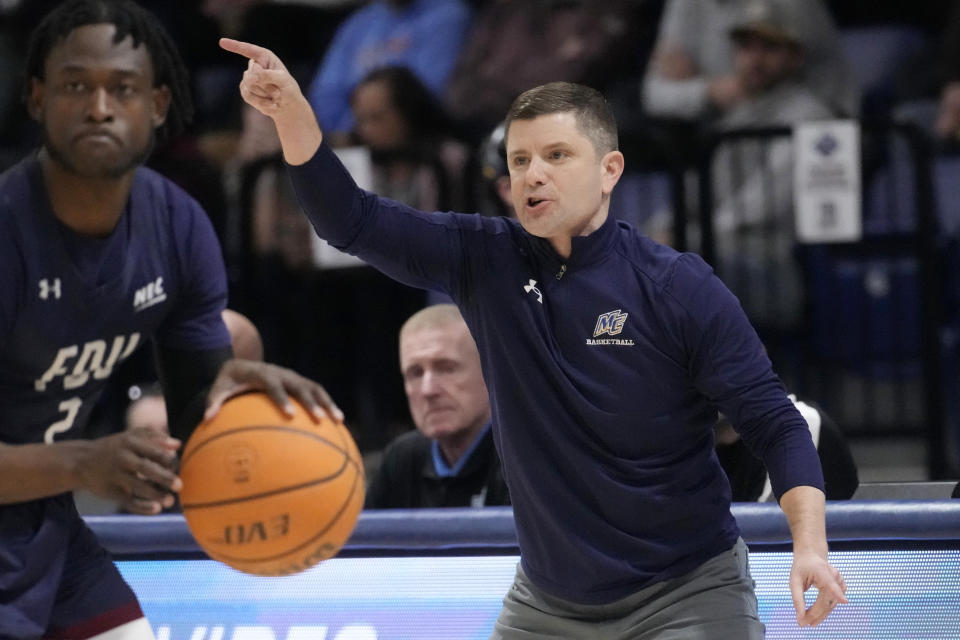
[504,82,618,155]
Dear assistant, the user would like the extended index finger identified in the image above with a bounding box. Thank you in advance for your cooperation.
[219,38,271,66]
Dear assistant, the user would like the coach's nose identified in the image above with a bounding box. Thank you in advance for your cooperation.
[525,155,548,186]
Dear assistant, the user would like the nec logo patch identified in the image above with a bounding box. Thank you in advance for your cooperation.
[593,309,628,337]
[133,276,167,312]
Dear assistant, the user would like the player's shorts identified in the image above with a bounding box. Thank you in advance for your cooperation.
[0,493,152,639]
[491,537,764,639]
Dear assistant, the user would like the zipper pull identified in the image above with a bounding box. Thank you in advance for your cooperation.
[556,264,567,280]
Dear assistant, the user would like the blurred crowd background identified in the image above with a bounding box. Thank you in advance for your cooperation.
[4,0,960,481]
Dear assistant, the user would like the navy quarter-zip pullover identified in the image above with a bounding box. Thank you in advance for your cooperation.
[289,143,824,605]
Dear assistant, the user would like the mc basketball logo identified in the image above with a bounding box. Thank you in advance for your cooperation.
[133,276,167,312]
[587,309,634,346]
[593,309,628,337]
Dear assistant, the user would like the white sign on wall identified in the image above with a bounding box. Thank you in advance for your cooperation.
[793,120,862,243]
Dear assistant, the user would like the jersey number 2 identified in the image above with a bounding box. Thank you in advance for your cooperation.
[44,397,82,444]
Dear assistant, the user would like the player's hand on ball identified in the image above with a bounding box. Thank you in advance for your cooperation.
[79,428,182,514]
[205,358,344,424]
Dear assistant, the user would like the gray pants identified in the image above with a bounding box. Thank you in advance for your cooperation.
[491,538,764,639]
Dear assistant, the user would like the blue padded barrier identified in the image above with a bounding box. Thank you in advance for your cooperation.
[88,502,960,560]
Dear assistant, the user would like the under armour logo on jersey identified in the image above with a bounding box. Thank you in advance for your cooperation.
[39,278,61,300]
[133,276,167,312]
[523,279,542,303]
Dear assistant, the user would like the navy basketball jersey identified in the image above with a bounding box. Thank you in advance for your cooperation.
[0,154,231,445]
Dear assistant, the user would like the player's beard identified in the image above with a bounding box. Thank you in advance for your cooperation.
[43,129,155,180]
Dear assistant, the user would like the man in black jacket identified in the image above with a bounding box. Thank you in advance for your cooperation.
[365,304,509,508]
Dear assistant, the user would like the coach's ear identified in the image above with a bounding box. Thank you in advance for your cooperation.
[601,150,625,195]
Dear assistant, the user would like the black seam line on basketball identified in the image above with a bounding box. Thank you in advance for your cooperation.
[331,423,364,477]
[328,422,365,477]
[204,463,363,564]
[180,425,351,468]
[181,456,349,510]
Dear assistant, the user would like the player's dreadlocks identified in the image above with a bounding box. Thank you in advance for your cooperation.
[23,0,193,142]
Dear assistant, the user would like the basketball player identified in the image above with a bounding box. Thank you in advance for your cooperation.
[223,39,848,637]
[0,3,338,638]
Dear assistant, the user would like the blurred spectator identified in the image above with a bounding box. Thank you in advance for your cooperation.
[708,3,837,331]
[642,0,857,125]
[720,8,831,127]
[473,123,512,218]
[936,2,960,142]
[829,2,947,121]
[936,85,960,143]
[647,2,837,231]
[0,0,60,169]
[194,0,353,141]
[641,1,842,334]
[716,395,859,501]
[443,0,641,140]
[366,304,509,509]
[306,0,473,142]
[350,65,470,211]
[222,308,266,362]
[247,154,316,273]
[125,384,168,437]
[0,5,24,168]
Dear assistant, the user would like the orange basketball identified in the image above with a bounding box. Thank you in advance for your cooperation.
[179,392,364,576]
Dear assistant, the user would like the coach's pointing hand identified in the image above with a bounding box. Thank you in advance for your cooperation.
[220,38,322,165]
[219,38,293,116]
